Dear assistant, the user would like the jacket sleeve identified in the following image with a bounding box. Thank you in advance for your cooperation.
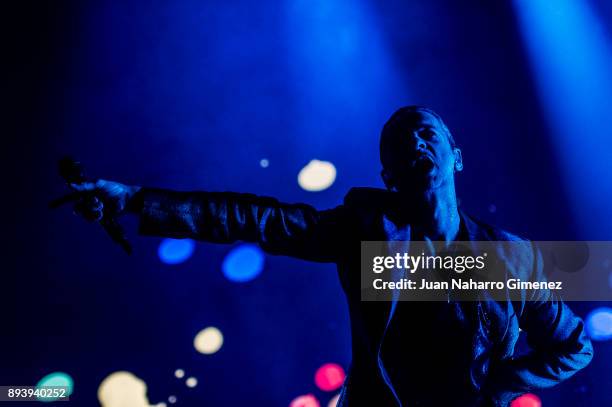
[134,187,348,262]
[486,246,594,406]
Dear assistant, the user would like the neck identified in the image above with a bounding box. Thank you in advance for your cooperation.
[397,180,460,242]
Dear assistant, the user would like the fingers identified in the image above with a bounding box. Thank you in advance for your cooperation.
[49,192,82,208]
[50,179,105,208]
[73,196,104,222]
[69,179,103,192]
[55,179,123,222]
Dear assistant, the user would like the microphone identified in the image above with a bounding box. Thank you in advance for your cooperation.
[58,157,133,254]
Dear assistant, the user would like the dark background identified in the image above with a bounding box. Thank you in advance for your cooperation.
[2,0,611,405]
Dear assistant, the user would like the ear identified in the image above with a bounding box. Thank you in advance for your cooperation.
[381,169,395,191]
[453,148,463,172]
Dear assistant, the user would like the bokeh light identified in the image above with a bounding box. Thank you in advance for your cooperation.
[168,395,177,404]
[260,158,269,168]
[36,372,74,403]
[158,238,195,264]
[290,393,320,407]
[510,393,542,407]
[585,307,612,341]
[97,371,153,407]
[194,326,224,354]
[186,377,198,388]
[174,369,185,379]
[314,363,345,392]
[297,160,336,192]
[222,244,264,282]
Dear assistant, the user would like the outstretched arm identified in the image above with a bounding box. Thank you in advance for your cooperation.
[65,180,348,262]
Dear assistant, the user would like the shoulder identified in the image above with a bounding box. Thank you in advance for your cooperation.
[342,187,398,220]
[343,187,391,207]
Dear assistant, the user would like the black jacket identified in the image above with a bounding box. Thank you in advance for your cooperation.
[136,186,593,407]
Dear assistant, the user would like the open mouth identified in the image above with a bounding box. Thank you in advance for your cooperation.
[412,154,435,169]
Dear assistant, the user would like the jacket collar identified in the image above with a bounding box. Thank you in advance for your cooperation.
[459,210,489,242]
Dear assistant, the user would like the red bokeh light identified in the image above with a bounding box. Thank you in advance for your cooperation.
[314,363,346,392]
[511,393,542,407]
[290,394,320,407]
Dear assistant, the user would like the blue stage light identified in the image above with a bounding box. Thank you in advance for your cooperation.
[285,0,408,163]
[585,307,612,341]
[222,244,264,282]
[158,238,195,265]
[512,0,612,238]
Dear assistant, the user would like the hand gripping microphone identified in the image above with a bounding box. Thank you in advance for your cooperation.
[57,157,133,254]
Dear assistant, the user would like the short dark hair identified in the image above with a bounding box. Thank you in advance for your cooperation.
[380,106,456,165]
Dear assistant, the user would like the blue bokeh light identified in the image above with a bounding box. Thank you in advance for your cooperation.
[158,238,196,265]
[222,244,264,282]
[36,372,74,403]
[585,307,612,341]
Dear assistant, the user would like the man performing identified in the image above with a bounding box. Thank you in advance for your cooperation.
[60,106,593,406]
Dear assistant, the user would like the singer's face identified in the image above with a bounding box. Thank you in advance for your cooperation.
[380,111,459,192]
